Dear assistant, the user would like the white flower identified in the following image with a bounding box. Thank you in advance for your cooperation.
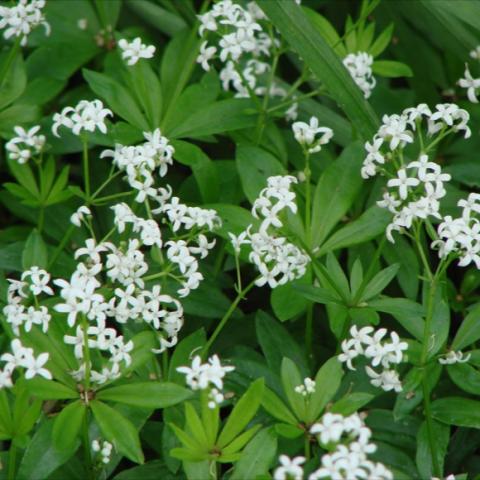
[118,37,155,66]
[273,455,305,480]
[343,52,376,98]
[5,125,45,163]
[458,65,480,103]
[310,413,346,445]
[197,41,217,71]
[294,377,316,396]
[0,0,50,46]
[439,350,471,365]
[365,366,402,392]
[387,168,419,200]
[52,99,113,137]
[292,117,333,153]
[71,206,91,227]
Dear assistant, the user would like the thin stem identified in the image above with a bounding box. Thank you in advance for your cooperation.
[82,410,94,480]
[81,314,91,392]
[304,151,312,246]
[82,138,91,200]
[305,304,313,363]
[266,88,325,114]
[420,274,441,477]
[7,442,16,480]
[90,168,121,200]
[47,225,75,269]
[202,280,257,356]
[92,191,133,205]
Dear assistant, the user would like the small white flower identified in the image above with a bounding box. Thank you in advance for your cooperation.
[273,455,305,480]
[197,41,217,71]
[118,37,156,66]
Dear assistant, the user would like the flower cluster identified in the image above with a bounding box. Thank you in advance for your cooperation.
[0,0,50,45]
[0,339,51,388]
[308,412,392,480]
[343,52,376,99]
[5,125,45,164]
[52,99,113,137]
[361,104,471,243]
[118,37,155,65]
[338,325,408,392]
[294,377,316,396]
[92,439,113,464]
[177,355,234,409]
[101,129,174,203]
[438,350,471,365]
[362,103,470,180]
[292,116,333,154]
[197,1,297,118]
[432,193,480,269]
[229,175,309,289]
[380,153,450,242]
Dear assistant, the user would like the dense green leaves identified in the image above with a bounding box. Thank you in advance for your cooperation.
[258,1,379,140]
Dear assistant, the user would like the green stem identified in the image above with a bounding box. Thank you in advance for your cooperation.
[92,191,133,204]
[47,225,75,269]
[420,274,441,478]
[305,304,313,363]
[82,410,94,480]
[90,168,121,200]
[82,138,90,200]
[81,314,91,392]
[7,442,16,480]
[202,280,257,356]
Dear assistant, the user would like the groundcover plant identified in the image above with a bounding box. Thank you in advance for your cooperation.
[2,0,480,479]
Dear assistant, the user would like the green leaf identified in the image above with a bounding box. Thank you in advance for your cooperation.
[236,144,285,204]
[330,392,374,415]
[431,397,480,428]
[217,378,264,448]
[184,403,209,448]
[261,388,298,425]
[90,400,144,464]
[257,1,378,140]
[447,363,480,395]
[317,207,391,256]
[303,9,347,56]
[294,284,343,306]
[17,419,81,480]
[306,357,343,423]
[311,142,364,248]
[361,264,400,302]
[255,310,308,376]
[113,460,174,480]
[25,378,78,400]
[271,278,310,321]
[125,0,186,36]
[0,52,26,110]
[22,229,48,270]
[372,60,413,78]
[96,382,192,409]
[172,140,220,203]
[221,425,261,455]
[280,358,306,421]
[416,419,449,479]
[231,427,277,480]
[83,69,149,131]
[452,304,480,351]
[369,24,394,57]
[168,99,257,139]
[52,401,85,456]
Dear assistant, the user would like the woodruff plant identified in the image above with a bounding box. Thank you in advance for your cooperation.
[0,0,480,479]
